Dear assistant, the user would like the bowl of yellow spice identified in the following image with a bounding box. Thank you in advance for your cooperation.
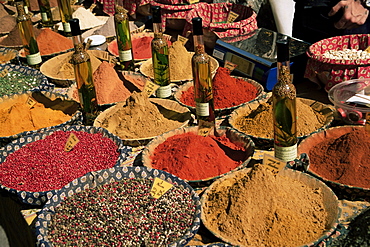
[228,95,334,149]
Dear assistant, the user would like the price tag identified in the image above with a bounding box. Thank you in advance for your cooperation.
[177,35,188,45]
[227,11,239,23]
[189,0,199,4]
[64,132,80,152]
[26,96,37,108]
[150,177,173,199]
[197,120,215,137]
[263,153,286,175]
[0,69,8,77]
[224,61,237,72]
[143,80,160,97]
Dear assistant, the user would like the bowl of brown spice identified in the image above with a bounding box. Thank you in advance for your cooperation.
[228,95,334,149]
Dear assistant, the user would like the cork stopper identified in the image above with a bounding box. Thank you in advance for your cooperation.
[152,6,161,24]
[276,39,290,62]
[192,17,203,36]
[69,18,81,36]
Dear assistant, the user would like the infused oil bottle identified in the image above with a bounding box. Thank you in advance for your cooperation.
[272,38,297,162]
[15,0,42,68]
[114,5,135,71]
[191,17,215,134]
[69,18,98,126]
[151,6,171,99]
[57,0,73,36]
[37,0,54,27]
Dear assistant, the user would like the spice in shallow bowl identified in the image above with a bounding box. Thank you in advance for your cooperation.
[35,165,201,246]
[0,125,131,205]
[94,91,192,147]
[0,63,54,97]
[201,165,340,247]
[0,90,82,146]
[141,126,255,187]
[174,67,265,117]
[228,95,334,150]
[298,125,370,201]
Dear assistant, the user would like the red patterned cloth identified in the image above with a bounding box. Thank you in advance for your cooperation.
[182,2,257,42]
[305,34,370,92]
[95,0,151,16]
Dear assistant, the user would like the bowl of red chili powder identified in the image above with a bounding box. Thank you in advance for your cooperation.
[174,67,264,117]
[141,126,255,185]
[298,125,370,200]
[0,125,131,205]
[35,166,201,246]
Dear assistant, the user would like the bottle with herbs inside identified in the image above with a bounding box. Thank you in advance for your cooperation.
[57,0,72,36]
[272,38,297,162]
[191,17,215,136]
[151,6,171,99]
[15,0,42,68]
[114,5,134,71]
[69,18,99,126]
[37,0,53,27]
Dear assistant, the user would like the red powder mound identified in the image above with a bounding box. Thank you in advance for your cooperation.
[93,61,131,105]
[37,28,74,55]
[180,67,259,109]
[150,132,247,181]
[309,128,370,188]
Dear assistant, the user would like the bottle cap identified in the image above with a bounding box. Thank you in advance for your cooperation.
[276,38,289,62]
[192,17,203,35]
[69,18,81,36]
[84,35,106,46]
[152,6,161,24]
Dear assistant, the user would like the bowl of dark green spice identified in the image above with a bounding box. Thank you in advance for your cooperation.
[35,166,201,247]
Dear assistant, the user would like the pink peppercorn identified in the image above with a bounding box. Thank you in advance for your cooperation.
[0,130,120,192]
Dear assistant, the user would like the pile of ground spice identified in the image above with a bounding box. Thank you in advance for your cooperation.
[150,132,247,181]
[72,7,105,30]
[0,15,16,34]
[36,28,73,55]
[93,61,131,105]
[0,94,73,137]
[99,91,184,139]
[180,67,259,109]
[232,98,327,138]
[0,25,42,47]
[309,128,370,188]
[203,165,328,246]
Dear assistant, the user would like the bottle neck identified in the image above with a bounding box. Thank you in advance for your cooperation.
[193,34,205,54]
[15,2,29,20]
[277,60,291,84]
[72,34,83,48]
[153,23,163,38]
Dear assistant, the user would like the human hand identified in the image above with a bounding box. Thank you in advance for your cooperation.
[328,0,369,29]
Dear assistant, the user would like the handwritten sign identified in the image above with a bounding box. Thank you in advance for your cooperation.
[177,35,188,45]
[150,177,173,199]
[227,11,239,23]
[262,153,286,175]
[197,120,215,137]
[26,96,37,108]
[224,61,237,72]
[64,132,80,152]
[143,80,160,97]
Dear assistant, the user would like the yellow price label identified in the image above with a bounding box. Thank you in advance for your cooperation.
[224,61,237,72]
[64,132,80,152]
[197,120,215,137]
[189,0,199,4]
[150,177,173,199]
[144,80,160,97]
[227,11,239,23]
[26,96,37,108]
[177,35,188,45]
[263,153,286,175]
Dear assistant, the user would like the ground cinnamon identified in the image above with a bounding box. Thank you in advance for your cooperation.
[36,28,73,55]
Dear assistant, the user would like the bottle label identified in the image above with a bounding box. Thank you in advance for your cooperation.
[119,50,133,62]
[41,12,48,22]
[274,143,297,162]
[196,102,210,116]
[26,52,42,65]
[156,84,171,98]
[63,22,71,33]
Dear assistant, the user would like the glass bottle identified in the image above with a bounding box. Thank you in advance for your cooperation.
[15,0,42,68]
[37,0,54,27]
[151,6,171,99]
[57,0,72,36]
[23,0,31,14]
[69,18,99,126]
[272,38,297,162]
[114,5,134,71]
[191,17,215,131]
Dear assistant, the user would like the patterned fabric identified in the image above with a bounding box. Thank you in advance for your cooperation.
[95,0,151,16]
[305,34,370,92]
[182,2,258,42]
